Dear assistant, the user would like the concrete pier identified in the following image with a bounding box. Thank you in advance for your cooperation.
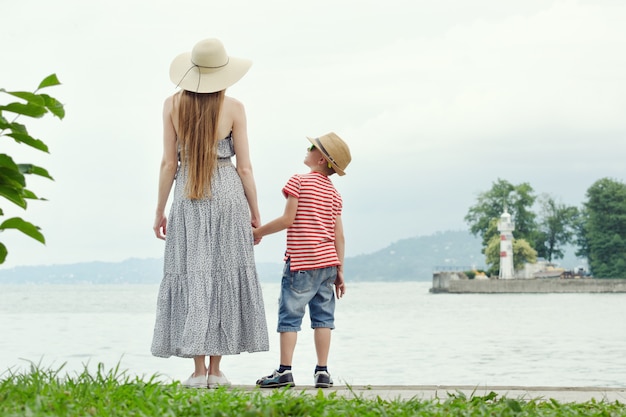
[431,273,626,293]
[238,385,626,403]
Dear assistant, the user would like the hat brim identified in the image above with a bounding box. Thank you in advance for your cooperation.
[307,136,346,176]
[170,52,252,93]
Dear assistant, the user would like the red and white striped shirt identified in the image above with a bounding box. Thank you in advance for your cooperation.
[282,172,343,271]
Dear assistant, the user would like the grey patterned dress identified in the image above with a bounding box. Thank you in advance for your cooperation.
[151,134,269,358]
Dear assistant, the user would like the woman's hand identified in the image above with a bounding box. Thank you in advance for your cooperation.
[154,214,167,240]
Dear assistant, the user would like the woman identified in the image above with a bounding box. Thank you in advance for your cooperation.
[151,38,269,388]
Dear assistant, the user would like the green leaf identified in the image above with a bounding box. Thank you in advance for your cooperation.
[18,164,53,180]
[22,189,44,200]
[37,74,61,90]
[0,154,21,174]
[0,217,45,244]
[0,102,47,118]
[6,132,50,152]
[0,242,6,264]
[22,188,45,200]
[0,166,27,188]
[0,118,28,134]
[40,94,65,119]
[0,90,45,106]
[0,185,27,208]
[0,114,9,130]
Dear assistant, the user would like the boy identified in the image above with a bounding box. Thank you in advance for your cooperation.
[254,132,351,388]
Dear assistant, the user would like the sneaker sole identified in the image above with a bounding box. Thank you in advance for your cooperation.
[315,383,333,388]
[208,384,231,389]
[258,382,295,388]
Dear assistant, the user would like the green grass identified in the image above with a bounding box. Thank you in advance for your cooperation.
[1,363,624,416]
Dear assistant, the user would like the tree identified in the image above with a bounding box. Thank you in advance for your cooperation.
[577,178,626,278]
[485,236,537,276]
[0,74,64,263]
[574,208,590,263]
[535,194,579,262]
[465,178,538,250]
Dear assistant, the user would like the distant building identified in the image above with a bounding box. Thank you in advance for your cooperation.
[497,209,515,279]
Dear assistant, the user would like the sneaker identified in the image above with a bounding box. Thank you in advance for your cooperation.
[314,370,333,388]
[182,373,207,388]
[207,372,231,389]
[256,369,295,388]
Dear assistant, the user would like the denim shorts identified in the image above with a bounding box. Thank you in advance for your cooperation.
[277,259,337,332]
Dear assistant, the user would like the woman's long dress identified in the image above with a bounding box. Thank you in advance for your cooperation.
[151,134,269,357]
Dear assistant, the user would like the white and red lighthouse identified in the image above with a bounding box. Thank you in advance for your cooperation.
[497,208,515,279]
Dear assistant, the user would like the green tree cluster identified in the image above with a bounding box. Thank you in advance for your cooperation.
[464,179,538,249]
[536,195,579,262]
[576,178,626,278]
[464,179,545,275]
[0,74,64,264]
[467,177,626,278]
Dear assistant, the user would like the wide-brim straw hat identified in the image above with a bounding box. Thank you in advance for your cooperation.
[307,132,351,176]
[170,38,252,93]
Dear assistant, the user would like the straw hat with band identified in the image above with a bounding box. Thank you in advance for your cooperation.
[170,38,252,93]
[307,132,351,176]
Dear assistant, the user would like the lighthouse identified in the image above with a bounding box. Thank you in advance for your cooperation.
[497,208,515,279]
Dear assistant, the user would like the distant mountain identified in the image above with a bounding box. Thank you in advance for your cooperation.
[345,230,484,281]
[0,230,488,284]
[0,258,284,284]
[0,258,163,284]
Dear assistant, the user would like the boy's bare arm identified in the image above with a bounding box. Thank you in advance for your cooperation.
[334,215,346,298]
[253,195,298,240]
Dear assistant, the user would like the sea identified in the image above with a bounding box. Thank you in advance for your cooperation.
[1,281,624,388]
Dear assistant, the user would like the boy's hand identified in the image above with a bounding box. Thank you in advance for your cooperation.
[252,227,262,245]
[334,270,345,299]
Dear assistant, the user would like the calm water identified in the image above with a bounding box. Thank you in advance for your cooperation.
[0,282,624,387]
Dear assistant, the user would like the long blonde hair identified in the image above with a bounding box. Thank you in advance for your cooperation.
[177,89,225,199]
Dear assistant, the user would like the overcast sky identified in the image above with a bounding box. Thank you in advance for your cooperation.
[1,0,625,268]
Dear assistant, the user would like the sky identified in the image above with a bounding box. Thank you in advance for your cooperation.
[0,0,625,268]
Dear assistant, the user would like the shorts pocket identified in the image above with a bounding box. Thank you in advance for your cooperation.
[290,271,314,294]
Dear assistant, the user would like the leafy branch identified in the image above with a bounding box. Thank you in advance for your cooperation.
[0,74,64,263]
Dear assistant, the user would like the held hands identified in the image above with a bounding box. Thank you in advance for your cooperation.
[251,217,262,245]
[252,227,262,245]
[334,270,346,299]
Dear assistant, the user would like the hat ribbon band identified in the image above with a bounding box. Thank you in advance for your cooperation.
[191,57,229,69]
[313,137,338,167]
[175,58,230,91]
